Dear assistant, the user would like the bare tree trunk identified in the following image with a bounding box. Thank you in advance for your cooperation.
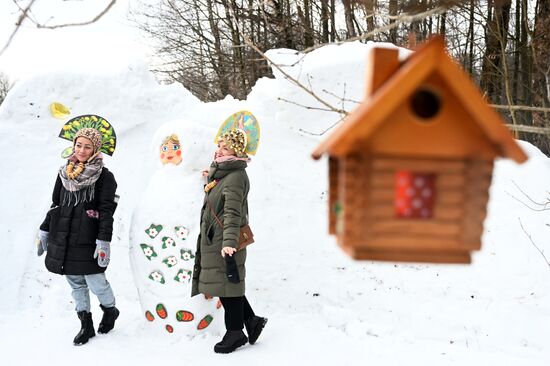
[365,0,375,34]
[520,0,532,123]
[320,0,329,43]
[248,0,257,83]
[532,0,550,127]
[421,0,430,39]
[512,0,520,104]
[467,0,475,73]
[343,0,356,38]
[304,0,313,46]
[409,0,420,40]
[498,0,513,102]
[481,0,512,104]
[206,0,229,97]
[427,0,433,35]
[389,0,398,43]
[298,0,314,47]
[330,0,336,42]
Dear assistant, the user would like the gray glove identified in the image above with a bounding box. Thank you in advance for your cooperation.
[94,240,110,267]
[37,230,48,256]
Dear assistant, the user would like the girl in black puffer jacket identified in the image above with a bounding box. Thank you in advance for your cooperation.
[38,127,119,346]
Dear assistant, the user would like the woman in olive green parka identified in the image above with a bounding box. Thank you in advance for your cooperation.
[192,158,249,297]
[192,128,267,354]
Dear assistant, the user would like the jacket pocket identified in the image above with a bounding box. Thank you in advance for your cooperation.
[202,225,221,253]
[79,213,99,244]
[47,206,61,236]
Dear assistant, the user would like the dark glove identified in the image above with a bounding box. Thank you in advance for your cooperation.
[37,230,48,256]
[225,255,240,284]
[94,240,110,267]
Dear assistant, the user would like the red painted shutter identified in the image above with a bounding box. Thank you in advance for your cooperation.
[395,171,436,218]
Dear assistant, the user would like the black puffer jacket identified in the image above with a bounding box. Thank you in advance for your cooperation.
[40,168,118,275]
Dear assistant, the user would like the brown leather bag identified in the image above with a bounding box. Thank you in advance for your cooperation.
[237,224,254,250]
[206,199,255,251]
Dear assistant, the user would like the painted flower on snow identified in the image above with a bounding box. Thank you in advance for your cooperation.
[162,256,178,268]
[174,269,192,283]
[145,224,163,239]
[162,236,176,249]
[175,226,189,240]
[140,244,157,260]
[180,248,195,261]
[149,271,165,284]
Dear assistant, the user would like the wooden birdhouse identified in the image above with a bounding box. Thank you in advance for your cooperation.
[312,37,528,264]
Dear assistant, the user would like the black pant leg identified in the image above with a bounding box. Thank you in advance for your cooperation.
[220,296,244,331]
[242,295,255,322]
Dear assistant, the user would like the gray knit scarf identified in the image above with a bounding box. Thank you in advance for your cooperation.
[58,154,104,206]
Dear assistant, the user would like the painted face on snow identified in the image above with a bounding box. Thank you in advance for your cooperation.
[160,137,182,165]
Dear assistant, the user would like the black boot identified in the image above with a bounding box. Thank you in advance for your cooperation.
[98,304,120,334]
[213,330,248,354]
[74,311,95,345]
[245,316,268,345]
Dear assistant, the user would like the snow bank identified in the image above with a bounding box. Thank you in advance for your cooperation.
[0,43,549,365]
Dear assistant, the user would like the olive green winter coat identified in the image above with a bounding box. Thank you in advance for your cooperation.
[191,160,249,298]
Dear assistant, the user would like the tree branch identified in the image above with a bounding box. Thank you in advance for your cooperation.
[277,97,338,113]
[0,0,37,57]
[35,0,117,29]
[518,218,550,269]
[298,115,347,136]
[239,23,347,115]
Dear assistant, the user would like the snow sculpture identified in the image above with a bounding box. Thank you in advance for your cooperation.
[129,120,222,335]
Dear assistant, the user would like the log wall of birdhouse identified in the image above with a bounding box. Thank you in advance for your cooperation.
[347,247,472,263]
[335,153,369,249]
[461,159,493,249]
[337,156,492,263]
[366,73,501,160]
[328,157,339,235]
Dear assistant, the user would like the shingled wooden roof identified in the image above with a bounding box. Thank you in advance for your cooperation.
[311,37,528,163]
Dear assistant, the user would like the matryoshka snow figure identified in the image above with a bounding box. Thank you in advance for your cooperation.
[129,120,222,335]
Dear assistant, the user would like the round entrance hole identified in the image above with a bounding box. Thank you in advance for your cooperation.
[410,88,441,120]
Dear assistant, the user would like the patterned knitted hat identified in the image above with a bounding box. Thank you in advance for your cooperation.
[218,129,247,158]
[73,128,103,153]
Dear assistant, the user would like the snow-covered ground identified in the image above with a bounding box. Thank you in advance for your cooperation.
[0,41,549,365]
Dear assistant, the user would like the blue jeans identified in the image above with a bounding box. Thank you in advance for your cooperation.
[65,273,116,312]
